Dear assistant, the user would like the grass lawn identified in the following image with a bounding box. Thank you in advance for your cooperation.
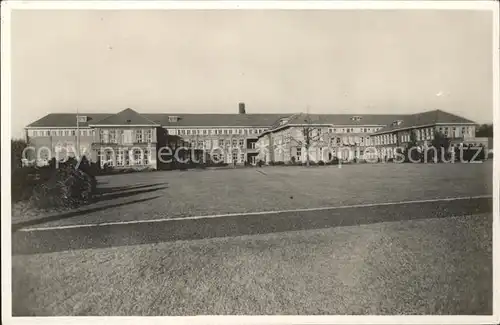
[12,213,492,315]
[12,161,493,229]
[11,162,493,315]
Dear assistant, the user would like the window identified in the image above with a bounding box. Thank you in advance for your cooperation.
[105,150,113,165]
[134,150,142,165]
[109,129,117,143]
[218,139,224,147]
[224,129,229,135]
[135,130,143,143]
[144,150,150,165]
[116,150,124,167]
[239,139,244,147]
[296,147,302,160]
[180,130,185,135]
[197,141,204,148]
[186,130,191,135]
[77,116,88,123]
[232,139,238,147]
[203,130,208,135]
[144,129,152,143]
[240,154,245,162]
[232,153,238,162]
[168,116,179,122]
[71,130,76,136]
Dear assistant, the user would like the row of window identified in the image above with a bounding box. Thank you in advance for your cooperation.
[327,127,384,134]
[28,125,475,141]
[371,126,475,145]
[98,149,151,167]
[169,128,267,136]
[100,129,153,144]
[184,139,258,150]
[437,126,474,137]
[29,129,94,137]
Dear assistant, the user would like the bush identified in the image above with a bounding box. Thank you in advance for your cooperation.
[318,160,325,166]
[30,163,96,210]
[326,157,340,165]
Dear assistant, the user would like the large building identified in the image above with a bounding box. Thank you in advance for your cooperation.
[24,104,486,168]
[256,109,485,163]
[24,103,286,168]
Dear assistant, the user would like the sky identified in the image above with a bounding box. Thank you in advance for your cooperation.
[10,9,494,138]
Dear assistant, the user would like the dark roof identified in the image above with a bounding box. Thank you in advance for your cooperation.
[26,113,112,127]
[143,113,288,127]
[374,109,476,134]
[90,108,160,126]
[264,113,407,134]
[287,113,407,126]
[26,109,476,130]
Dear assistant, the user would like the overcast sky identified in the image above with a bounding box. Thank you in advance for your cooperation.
[11,9,494,138]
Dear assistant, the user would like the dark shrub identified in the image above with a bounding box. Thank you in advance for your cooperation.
[326,157,339,165]
[12,167,37,202]
[30,163,95,210]
[318,160,325,166]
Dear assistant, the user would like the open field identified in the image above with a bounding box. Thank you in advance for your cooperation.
[12,161,492,230]
[11,162,493,315]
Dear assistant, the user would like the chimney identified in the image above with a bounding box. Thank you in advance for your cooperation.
[238,102,246,114]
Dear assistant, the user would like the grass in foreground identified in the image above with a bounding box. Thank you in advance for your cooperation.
[12,213,492,315]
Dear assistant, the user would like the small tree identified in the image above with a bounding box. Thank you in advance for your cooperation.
[476,124,493,138]
[404,130,421,162]
[286,113,323,167]
[431,131,451,162]
[11,139,28,169]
